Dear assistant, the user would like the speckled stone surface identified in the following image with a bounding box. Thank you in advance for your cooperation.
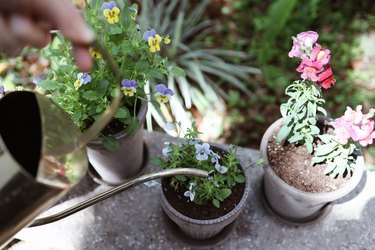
[12,131,375,250]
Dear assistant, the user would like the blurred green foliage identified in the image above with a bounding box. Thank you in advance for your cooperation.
[214,0,375,147]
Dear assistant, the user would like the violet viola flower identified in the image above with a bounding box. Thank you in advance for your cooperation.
[32,76,42,84]
[215,162,228,174]
[195,143,210,161]
[0,86,4,95]
[162,142,172,156]
[143,29,157,41]
[155,84,174,103]
[184,182,196,201]
[74,73,91,90]
[189,138,201,145]
[209,150,220,164]
[288,31,319,59]
[121,79,138,97]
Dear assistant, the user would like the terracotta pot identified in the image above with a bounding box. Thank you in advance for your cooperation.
[160,144,250,240]
[87,101,148,185]
[260,118,364,224]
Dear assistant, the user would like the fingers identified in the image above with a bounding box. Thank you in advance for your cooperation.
[36,0,95,45]
[73,43,92,72]
[9,15,50,49]
[0,15,23,56]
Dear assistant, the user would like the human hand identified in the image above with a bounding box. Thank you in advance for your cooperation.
[0,0,95,71]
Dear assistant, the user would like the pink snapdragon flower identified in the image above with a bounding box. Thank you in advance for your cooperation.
[296,44,331,82]
[332,105,375,146]
[288,31,319,59]
[317,65,336,89]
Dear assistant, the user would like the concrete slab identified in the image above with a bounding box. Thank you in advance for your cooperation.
[11,131,375,250]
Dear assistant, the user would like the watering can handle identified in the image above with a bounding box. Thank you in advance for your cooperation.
[49,34,123,155]
[29,168,208,227]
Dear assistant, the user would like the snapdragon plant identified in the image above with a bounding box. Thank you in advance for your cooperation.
[154,123,245,208]
[37,0,178,149]
[312,106,375,177]
[277,31,335,153]
[279,31,375,178]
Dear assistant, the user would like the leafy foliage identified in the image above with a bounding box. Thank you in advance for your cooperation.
[277,80,326,153]
[39,1,173,148]
[312,134,358,178]
[155,123,245,208]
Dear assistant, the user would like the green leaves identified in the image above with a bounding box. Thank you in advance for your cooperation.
[37,80,59,90]
[102,135,120,151]
[114,107,130,119]
[276,124,292,142]
[171,67,186,77]
[278,80,326,152]
[82,90,99,101]
[312,134,358,178]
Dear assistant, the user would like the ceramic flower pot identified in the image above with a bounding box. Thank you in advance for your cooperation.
[87,101,148,186]
[260,118,364,225]
[160,144,250,240]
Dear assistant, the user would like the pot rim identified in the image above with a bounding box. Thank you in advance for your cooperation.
[160,143,251,225]
[260,118,364,201]
[88,100,148,145]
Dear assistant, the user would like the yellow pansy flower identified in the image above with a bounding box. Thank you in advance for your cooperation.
[148,34,162,53]
[164,36,171,44]
[104,7,120,24]
[90,49,102,59]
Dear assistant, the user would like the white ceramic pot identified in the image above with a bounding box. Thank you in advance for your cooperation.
[260,118,364,224]
[160,144,250,240]
[87,101,148,185]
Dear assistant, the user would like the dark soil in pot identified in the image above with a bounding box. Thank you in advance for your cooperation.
[267,123,351,193]
[162,178,245,220]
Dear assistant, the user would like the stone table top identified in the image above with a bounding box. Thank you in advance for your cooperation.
[11,131,375,250]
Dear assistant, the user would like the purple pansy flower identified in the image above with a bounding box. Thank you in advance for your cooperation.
[215,162,228,174]
[121,79,138,89]
[189,138,201,145]
[74,72,91,89]
[80,73,91,84]
[32,76,42,84]
[143,29,157,41]
[209,150,220,163]
[195,143,211,161]
[184,182,196,201]
[0,86,4,95]
[162,142,172,156]
[121,79,138,97]
[101,1,116,11]
[155,84,174,103]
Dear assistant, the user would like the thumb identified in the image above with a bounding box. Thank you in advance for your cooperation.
[37,0,95,44]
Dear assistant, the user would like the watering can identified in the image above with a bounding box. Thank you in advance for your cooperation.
[0,39,208,248]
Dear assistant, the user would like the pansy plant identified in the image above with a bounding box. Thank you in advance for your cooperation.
[38,1,182,150]
[153,122,245,208]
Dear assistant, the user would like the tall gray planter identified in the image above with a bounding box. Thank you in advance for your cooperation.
[87,101,148,185]
[260,118,364,224]
[160,144,250,240]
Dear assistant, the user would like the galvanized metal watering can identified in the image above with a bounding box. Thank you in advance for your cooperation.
[0,40,208,247]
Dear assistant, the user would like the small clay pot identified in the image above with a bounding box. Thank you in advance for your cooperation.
[260,118,364,225]
[160,144,250,240]
[87,101,148,185]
